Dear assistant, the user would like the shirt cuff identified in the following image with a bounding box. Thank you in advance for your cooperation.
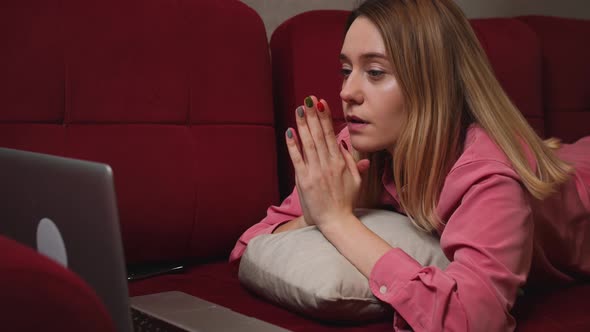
[268,218,292,234]
[369,248,423,302]
[229,218,293,261]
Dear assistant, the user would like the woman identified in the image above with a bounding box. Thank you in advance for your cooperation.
[231,0,590,330]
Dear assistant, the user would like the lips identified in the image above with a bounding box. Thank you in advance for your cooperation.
[346,115,369,124]
[346,115,369,133]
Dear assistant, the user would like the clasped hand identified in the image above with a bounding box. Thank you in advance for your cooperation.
[286,96,370,231]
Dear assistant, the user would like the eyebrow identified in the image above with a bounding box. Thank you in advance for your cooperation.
[339,52,388,62]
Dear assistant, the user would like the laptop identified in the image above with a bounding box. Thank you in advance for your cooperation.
[0,147,291,332]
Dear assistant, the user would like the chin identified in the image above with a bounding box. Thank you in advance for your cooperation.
[350,138,382,154]
[350,134,396,154]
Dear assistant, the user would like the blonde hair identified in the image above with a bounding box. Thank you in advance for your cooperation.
[346,0,572,232]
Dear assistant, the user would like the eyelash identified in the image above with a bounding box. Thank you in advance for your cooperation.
[368,70,384,78]
[340,68,385,79]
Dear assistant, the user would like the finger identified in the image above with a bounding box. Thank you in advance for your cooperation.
[340,141,361,182]
[357,159,371,175]
[295,103,321,167]
[286,128,308,177]
[302,96,330,166]
[316,99,340,157]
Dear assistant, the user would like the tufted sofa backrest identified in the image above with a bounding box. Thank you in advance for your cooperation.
[0,0,278,264]
[519,16,590,143]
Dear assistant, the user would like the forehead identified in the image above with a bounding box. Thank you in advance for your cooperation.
[341,17,386,56]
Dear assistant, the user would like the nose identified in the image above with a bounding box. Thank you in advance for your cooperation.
[340,71,363,106]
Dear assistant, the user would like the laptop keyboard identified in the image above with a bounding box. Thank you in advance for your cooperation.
[131,308,187,332]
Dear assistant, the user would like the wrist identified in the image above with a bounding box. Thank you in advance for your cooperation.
[317,213,359,237]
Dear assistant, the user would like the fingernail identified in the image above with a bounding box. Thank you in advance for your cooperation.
[296,106,304,118]
[341,141,348,151]
[286,128,293,139]
[305,96,314,108]
[317,101,325,112]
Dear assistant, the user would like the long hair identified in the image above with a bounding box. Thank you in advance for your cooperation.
[346,0,572,232]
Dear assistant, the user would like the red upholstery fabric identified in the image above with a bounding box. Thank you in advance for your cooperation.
[0,124,66,156]
[518,16,590,143]
[513,284,590,331]
[0,0,278,263]
[0,0,64,123]
[67,124,196,262]
[271,11,349,198]
[470,19,545,137]
[0,235,115,332]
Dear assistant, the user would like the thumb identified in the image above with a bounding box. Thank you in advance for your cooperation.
[357,159,370,175]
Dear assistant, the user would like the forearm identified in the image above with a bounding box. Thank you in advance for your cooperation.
[320,214,392,278]
[273,215,307,234]
[229,190,303,261]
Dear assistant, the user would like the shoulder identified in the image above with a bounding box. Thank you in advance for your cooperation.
[450,125,530,182]
[453,124,524,178]
[453,124,541,179]
[438,126,527,214]
[455,125,514,170]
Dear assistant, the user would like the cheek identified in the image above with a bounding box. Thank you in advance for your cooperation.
[380,80,404,109]
[375,81,405,147]
[374,81,405,125]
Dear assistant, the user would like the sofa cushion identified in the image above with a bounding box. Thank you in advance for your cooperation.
[0,0,277,263]
[518,16,590,142]
[0,0,64,123]
[0,235,116,332]
[470,18,545,137]
[513,283,590,332]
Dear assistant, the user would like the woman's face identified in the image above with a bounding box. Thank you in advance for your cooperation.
[340,17,406,154]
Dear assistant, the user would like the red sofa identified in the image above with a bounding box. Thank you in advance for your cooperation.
[0,236,116,331]
[0,1,588,331]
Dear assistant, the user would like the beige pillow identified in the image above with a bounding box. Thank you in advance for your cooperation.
[238,209,450,322]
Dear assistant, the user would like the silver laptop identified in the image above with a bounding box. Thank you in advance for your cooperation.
[0,147,290,332]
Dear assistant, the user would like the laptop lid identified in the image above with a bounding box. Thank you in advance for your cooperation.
[0,147,132,332]
[130,291,292,332]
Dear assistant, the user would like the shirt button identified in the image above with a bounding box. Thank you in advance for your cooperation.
[379,285,388,294]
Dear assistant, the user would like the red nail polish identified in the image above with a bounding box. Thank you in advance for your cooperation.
[341,141,348,151]
[317,102,325,112]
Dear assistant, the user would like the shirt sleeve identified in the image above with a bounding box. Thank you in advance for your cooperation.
[369,161,534,331]
[229,127,351,262]
[228,185,303,262]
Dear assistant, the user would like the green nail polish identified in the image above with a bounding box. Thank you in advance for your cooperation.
[296,106,304,118]
[305,96,314,108]
[287,129,293,138]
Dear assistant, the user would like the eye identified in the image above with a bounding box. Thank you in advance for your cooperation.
[340,68,352,78]
[367,70,385,78]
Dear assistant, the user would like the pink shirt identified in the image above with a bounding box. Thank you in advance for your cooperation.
[230,126,590,331]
